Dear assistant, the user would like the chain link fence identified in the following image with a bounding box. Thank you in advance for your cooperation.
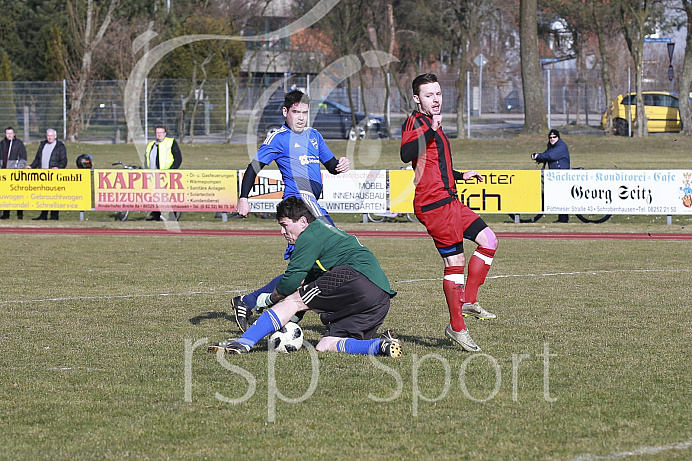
[0,66,680,143]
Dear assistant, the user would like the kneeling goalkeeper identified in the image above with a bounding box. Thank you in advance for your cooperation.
[209,196,401,357]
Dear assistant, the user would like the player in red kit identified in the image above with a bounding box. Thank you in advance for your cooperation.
[400,73,498,352]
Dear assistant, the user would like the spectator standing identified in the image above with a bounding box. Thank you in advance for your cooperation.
[28,128,67,220]
[532,129,571,223]
[144,125,182,221]
[0,127,27,219]
[400,73,499,352]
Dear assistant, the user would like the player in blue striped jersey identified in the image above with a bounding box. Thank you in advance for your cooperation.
[232,90,350,330]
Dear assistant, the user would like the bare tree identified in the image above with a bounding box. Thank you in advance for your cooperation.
[0,52,17,130]
[678,0,692,135]
[362,0,419,131]
[97,18,156,82]
[221,0,265,144]
[319,0,369,132]
[363,0,397,138]
[591,0,618,136]
[617,0,667,137]
[520,0,548,134]
[543,0,615,128]
[224,39,271,144]
[445,0,495,138]
[65,0,119,142]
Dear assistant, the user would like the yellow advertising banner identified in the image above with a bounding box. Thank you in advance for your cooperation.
[0,169,92,211]
[389,169,417,212]
[390,169,542,213]
[93,170,238,212]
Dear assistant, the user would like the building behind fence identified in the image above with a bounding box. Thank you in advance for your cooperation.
[0,66,678,144]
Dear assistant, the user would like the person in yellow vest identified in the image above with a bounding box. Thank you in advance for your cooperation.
[145,125,182,221]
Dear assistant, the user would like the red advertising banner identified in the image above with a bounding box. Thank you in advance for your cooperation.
[93,170,238,212]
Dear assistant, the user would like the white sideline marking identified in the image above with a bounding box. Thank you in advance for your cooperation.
[2,269,688,305]
[0,290,244,305]
[393,268,691,285]
[569,440,692,460]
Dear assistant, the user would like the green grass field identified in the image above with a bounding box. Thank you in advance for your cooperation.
[32,130,692,172]
[1,134,691,459]
[1,230,691,460]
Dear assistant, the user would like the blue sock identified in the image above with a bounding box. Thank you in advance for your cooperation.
[243,275,282,310]
[336,338,381,355]
[237,309,282,348]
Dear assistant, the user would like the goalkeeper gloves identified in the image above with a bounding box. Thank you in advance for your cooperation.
[255,292,274,309]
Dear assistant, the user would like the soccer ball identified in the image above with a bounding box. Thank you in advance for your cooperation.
[269,322,304,353]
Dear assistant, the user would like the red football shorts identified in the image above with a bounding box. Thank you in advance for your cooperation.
[415,199,481,248]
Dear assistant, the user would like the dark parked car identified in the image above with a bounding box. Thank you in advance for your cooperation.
[256,99,387,140]
[503,90,523,113]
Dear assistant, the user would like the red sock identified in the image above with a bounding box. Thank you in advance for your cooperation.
[465,247,495,304]
[443,266,466,331]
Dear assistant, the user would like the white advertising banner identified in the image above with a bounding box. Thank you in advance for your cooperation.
[244,169,388,213]
[242,169,284,213]
[320,169,387,213]
[543,169,692,215]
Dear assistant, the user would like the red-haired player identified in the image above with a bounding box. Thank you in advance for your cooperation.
[400,73,498,352]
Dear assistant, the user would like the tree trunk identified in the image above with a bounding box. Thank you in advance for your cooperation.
[520,0,547,135]
[226,45,263,144]
[633,49,647,137]
[455,23,470,139]
[346,77,359,138]
[382,70,392,139]
[456,56,468,139]
[382,1,395,138]
[619,1,649,137]
[679,0,692,135]
[67,0,118,142]
[0,53,18,130]
[225,73,242,144]
[358,71,370,137]
[187,54,213,144]
[593,0,614,136]
[450,0,484,139]
[389,70,410,114]
[179,68,196,143]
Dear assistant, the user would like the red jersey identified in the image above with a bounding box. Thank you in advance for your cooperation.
[400,111,459,212]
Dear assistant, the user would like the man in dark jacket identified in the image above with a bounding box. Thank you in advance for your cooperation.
[0,127,27,219]
[533,129,571,223]
[28,128,68,220]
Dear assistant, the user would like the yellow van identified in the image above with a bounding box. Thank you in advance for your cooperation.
[601,91,681,135]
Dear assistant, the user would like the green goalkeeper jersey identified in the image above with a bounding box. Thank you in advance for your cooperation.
[276,219,396,298]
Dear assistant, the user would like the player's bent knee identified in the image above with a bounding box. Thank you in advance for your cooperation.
[479,227,498,250]
[272,295,307,325]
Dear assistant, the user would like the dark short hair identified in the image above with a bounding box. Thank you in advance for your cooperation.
[284,90,311,110]
[155,125,167,132]
[412,73,439,96]
[5,126,14,132]
[276,196,315,223]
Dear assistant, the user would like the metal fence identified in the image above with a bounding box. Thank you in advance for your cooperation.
[0,67,679,143]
